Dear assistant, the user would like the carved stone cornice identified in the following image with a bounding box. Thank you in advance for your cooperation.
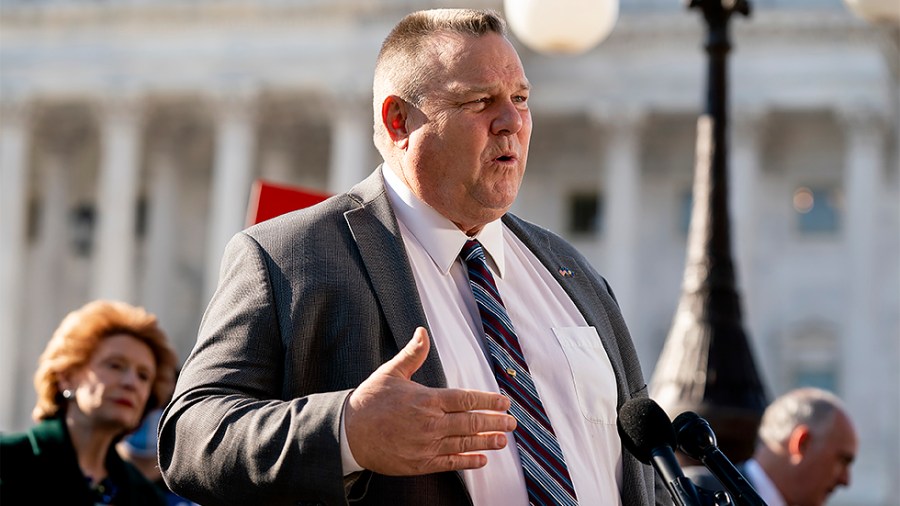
[0,96,32,127]
[0,0,491,30]
[589,103,649,134]
[31,100,97,158]
[730,105,770,141]
[144,96,214,163]
[836,103,890,134]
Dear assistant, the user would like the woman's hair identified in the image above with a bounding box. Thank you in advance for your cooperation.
[32,300,179,422]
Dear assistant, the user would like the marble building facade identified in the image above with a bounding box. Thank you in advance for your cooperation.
[1,1,897,504]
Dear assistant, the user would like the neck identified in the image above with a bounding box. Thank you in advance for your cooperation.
[65,412,118,483]
[754,446,791,500]
[384,159,497,237]
[459,223,484,236]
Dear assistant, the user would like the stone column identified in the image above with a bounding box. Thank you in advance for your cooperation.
[838,106,888,500]
[92,96,143,302]
[729,108,766,335]
[204,92,258,302]
[141,137,180,328]
[328,97,371,194]
[0,99,31,430]
[595,106,646,361]
[24,138,74,428]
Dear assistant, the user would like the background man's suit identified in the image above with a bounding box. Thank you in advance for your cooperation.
[158,167,660,505]
[685,463,749,491]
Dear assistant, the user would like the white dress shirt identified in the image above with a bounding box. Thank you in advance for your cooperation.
[342,165,623,505]
[743,459,786,506]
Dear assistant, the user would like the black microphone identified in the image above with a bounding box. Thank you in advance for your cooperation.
[672,411,767,506]
[617,398,703,506]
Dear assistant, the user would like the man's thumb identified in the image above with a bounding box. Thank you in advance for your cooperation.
[382,327,430,380]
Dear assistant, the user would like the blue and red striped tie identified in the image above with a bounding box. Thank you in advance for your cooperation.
[461,239,578,506]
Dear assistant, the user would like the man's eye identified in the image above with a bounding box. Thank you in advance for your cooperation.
[513,95,528,103]
[462,98,490,111]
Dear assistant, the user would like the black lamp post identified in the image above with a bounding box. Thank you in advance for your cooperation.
[649,0,768,462]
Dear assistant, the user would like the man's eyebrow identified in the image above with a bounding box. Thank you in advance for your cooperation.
[445,81,532,95]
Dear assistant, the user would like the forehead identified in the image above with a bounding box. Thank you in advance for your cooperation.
[93,333,156,368]
[426,32,529,93]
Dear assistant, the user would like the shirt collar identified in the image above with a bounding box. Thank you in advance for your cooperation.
[382,163,506,277]
[744,459,786,506]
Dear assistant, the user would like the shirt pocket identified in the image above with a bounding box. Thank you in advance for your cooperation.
[552,326,618,425]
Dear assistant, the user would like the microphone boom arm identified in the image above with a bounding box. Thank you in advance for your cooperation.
[673,412,768,506]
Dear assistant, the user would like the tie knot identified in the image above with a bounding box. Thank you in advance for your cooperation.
[461,239,486,264]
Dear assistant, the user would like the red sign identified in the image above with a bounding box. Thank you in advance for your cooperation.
[246,179,331,226]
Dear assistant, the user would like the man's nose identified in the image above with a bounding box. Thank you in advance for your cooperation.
[491,101,524,136]
[838,464,851,487]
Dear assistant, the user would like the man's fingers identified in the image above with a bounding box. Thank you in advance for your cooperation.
[379,327,431,380]
[432,432,509,456]
[424,453,490,473]
[348,334,519,476]
[439,411,517,436]
[439,387,510,413]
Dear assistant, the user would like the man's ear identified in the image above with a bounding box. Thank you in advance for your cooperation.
[382,95,411,148]
[787,425,812,464]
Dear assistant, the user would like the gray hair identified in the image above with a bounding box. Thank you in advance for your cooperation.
[372,9,508,152]
[757,387,846,447]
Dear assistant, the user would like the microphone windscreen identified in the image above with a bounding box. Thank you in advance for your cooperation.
[617,397,677,465]
[672,411,701,433]
[672,410,716,459]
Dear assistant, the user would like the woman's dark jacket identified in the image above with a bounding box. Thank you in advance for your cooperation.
[0,416,165,505]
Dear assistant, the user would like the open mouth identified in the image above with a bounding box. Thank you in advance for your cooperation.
[495,154,515,162]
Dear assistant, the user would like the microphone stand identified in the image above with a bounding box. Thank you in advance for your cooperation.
[695,483,737,506]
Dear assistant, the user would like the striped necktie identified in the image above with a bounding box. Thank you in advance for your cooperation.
[460,239,578,506]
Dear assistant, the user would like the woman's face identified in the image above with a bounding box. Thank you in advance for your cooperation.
[61,334,157,433]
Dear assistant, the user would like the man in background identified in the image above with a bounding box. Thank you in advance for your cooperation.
[689,387,857,506]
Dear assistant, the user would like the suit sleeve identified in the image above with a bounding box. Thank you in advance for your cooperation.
[158,232,351,506]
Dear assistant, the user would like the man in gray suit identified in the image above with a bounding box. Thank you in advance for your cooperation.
[687,387,857,506]
[159,8,663,506]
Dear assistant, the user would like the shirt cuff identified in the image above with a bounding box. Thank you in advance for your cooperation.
[340,395,365,475]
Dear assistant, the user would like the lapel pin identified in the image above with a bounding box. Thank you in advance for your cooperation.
[558,267,575,278]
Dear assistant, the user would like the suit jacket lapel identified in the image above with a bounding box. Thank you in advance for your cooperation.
[344,167,448,389]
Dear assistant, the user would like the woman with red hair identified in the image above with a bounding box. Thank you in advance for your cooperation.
[1,300,178,505]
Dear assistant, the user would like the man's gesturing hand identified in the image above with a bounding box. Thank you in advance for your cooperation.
[344,327,516,476]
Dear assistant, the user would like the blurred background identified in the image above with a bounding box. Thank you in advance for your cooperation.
[1,0,897,504]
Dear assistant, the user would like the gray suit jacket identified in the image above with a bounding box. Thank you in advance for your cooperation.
[158,167,664,506]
